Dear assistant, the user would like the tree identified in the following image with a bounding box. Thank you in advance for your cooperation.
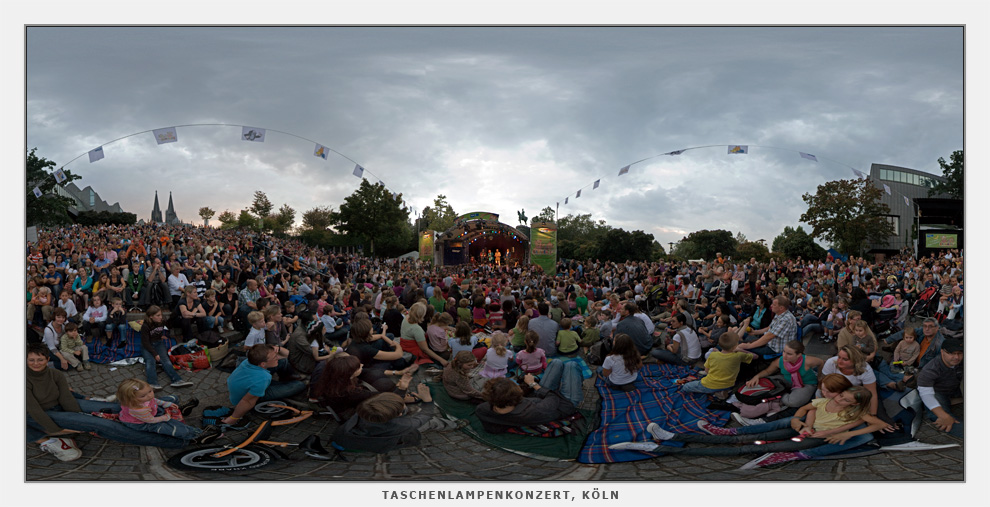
[736,241,771,262]
[77,210,137,226]
[771,226,826,260]
[301,205,335,231]
[557,213,610,260]
[928,149,963,199]
[679,229,738,261]
[593,228,656,263]
[26,148,81,226]
[269,203,296,237]
[421,194,457,232]
[335,179,412,257]
[217,210,237,229]
[198,206,216,226]
[533,206,556,223]
[250,190,274,218]
[517,209,527,225]
[800,178,894,255]
[236,209,257,229]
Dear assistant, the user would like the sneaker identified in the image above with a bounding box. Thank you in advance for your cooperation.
[40,438,82,462]
[646,422,675,441]
[608,441,661,452]
[192,425,224,445]
[880,441,960,451]
[83,362,92,371]
[732,413,765,426]
[739,451,805,470]
[170,380,194,388]
[150,384,164,390]
[75,365,84,372]
[697,420,736,436]
[178,397,200,417]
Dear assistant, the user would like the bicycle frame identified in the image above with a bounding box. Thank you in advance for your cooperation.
[212,404,314,458]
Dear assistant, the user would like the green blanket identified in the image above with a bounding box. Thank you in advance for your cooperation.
[426,382,597,461]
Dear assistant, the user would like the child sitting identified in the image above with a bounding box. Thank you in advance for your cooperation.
[59,322,91,371]
[487,303,504,331]
[515,331,547,374]
[555,318,581,357]
[680,331,752,394]
[510,315,529,352]
[894,327,921,366]
[80,295,107,342]
[579,315,600,355]
[699,314,731,349]
[105,297,129,347]
[548,298,565,323]
[116,378,221,445]
[600,333,641,391]
[244,310,267,349]
[457,298,473,325]
[448,321,485,361]
[480,332,514,379]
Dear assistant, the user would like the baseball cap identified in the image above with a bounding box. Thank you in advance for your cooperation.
[941,339,963,354]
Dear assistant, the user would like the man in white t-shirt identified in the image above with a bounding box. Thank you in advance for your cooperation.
[650,313,702,367]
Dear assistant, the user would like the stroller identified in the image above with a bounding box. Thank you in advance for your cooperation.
[909,285,940,318]
[873,306,901,341]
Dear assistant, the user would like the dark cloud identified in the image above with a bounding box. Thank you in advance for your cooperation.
[26,26,962,248]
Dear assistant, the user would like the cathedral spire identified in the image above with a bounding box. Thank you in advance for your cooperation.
[151,191,163,223]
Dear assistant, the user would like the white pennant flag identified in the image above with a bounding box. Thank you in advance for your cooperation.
[565,197,569,204]
[378,180,384,186]
[392,192,398,200]
[593,179,600,189]
[54,168,67,184]
[799,152,817,162]
[353,164,364,178]
[852,168,865,178]
[153,127,178,145]
[883,184,891,195]
[618,165,630,176]
[88,146,105,163]
[728,145,748,154]
[314,144,328,160]
[33,187,42,198]
[903,196,910,206]
[241,127,266,142]
[576,189,581,198]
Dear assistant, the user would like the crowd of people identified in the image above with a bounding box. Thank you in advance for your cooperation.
[26,222,963,469]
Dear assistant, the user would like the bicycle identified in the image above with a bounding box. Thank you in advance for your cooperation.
[166,401,334,472]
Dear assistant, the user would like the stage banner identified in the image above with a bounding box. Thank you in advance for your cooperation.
[925,233,957,248]
[456,211,499,222]
[419,230,435,264]
[530,221,557,276]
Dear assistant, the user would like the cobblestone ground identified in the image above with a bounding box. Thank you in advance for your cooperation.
[26,353,963,482]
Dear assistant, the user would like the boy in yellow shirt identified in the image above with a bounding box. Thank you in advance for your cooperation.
[680,332,752,394]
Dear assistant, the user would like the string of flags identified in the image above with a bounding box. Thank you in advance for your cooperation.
[554,144,925,215]
[45,123,407,203]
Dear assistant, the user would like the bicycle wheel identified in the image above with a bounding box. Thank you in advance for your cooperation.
[252,400,293,419]
[167,445,277,472]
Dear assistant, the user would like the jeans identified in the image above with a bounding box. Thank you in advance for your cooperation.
[141,339,183,385]
[539,359,584,406]
[104,322,129,339]
[26,399,187,448]
[258,358,307,402]
[650,348,694,367]
[652,418,875,457]
[205,315,224,329]
[680,379,725,394]
[122,399,201,442]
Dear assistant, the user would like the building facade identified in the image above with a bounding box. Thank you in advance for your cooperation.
[51,182,125,216]
[866,163,949,254]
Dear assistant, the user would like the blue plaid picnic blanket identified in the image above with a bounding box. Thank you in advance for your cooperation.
[577,363,731,463]
[548,355,594,379]
[84,328,176,364]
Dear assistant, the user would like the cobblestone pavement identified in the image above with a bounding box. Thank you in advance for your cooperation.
[26,354,963,482]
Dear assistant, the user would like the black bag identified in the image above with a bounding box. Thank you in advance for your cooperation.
[586,339,609,366]
[735,377,787,405]
[198,328,224,346]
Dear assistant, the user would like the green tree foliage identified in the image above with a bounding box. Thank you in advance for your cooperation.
[301,205,335,231]
[800,178,894,255]
[671,240,704,260]
[557,213,611,260]
[236,209,257,229]
[771,226,826,260]
[533,206,556,223]
[928,149,963,199]
[335,179,412,257]
[76,210,137,226]
[593,228,656,263]
[420,194,458,232]
[269,203,296,237]
[679,229,738,260]
[198,206,215,226]
[26,148,81,226]
[217,210,237,229]
[736,241,771,262]
[250,190,274,218]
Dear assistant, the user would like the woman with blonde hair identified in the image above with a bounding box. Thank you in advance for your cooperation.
[400,302,448,367]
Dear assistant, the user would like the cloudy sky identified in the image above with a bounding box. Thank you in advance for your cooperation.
[26,26,962,249]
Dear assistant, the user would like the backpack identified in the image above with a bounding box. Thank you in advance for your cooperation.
[586,339,610,366]
[735,377,787,405]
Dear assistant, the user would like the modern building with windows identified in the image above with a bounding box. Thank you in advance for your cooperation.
[866,163,960,257]
[50,182,125,217]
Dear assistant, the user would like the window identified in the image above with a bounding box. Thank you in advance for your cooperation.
[880,169,889,180]
[885,215,899,236]
[89,189,95,207]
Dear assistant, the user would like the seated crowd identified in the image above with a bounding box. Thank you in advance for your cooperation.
[26,224,963,468]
